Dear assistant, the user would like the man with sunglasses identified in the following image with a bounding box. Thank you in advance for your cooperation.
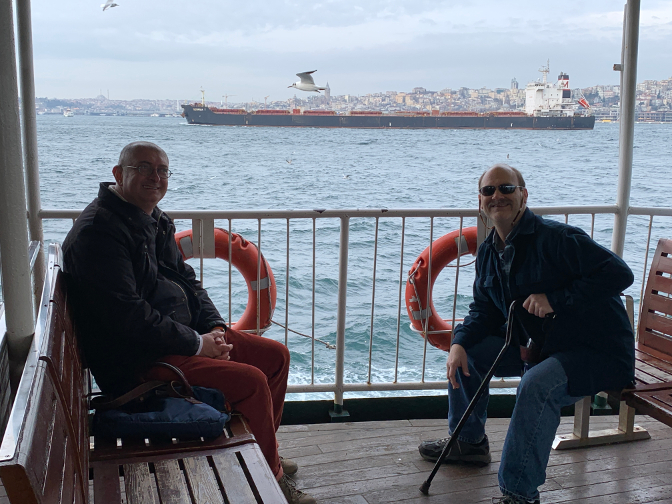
[419,163,635,504]
[63,141,316,504]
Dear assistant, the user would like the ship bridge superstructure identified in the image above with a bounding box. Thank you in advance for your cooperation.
[525,62,578,116]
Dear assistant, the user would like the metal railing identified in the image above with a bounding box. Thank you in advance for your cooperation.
[38,205,672,408]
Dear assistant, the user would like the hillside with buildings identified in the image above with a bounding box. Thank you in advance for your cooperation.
[35,76,672,122]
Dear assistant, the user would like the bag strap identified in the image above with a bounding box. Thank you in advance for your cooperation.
[152,361,194,396]
[91,362,195,411]
[91,380,166,410]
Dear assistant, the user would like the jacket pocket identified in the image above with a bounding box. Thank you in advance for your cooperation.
[148,276,192,326]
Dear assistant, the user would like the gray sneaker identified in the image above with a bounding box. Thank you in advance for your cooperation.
[418,434,491,466]
[278,474,316,504]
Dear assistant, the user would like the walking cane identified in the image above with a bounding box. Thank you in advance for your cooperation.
[419,299,519,495]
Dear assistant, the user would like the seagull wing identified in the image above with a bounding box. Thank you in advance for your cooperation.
[296,70,317,85]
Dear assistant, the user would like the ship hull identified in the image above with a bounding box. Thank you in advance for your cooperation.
[182,106,595,130]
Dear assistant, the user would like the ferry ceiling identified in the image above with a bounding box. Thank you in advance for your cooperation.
[0,1,643,394]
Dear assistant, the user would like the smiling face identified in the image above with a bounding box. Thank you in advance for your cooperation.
[478,165,528,240]
[112,144,169,214]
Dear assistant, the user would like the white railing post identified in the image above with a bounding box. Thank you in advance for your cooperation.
[0,0,35,392]
[16,0,45,311]
[331,216,350,420]
[611,0,640,257]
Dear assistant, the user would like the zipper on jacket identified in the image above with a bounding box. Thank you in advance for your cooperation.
[169,279,192,322]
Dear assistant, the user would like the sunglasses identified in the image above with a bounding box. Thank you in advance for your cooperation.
[479,184,523,197]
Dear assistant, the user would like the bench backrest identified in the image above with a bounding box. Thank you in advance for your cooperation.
[0,246,89,504]
[638,238,672,357]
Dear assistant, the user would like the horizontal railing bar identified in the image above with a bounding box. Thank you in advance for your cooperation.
[287,378,520,394]
[38,205,622,221]
[628,206,672,217]
[531,205,618,215]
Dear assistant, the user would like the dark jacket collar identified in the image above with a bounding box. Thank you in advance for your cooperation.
[98,181,162,229]
[485,207,537,249]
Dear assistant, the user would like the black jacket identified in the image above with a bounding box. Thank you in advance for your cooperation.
[63,182,226,394]
[452,208,635,396]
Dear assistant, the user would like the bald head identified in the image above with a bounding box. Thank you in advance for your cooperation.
[478,163,525,190]
[118,141,168,168]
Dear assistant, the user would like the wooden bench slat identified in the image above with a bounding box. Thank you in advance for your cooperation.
[649,273,672,296]
[642,313,672,338]
[635,347,672,374]
[182,456,224,504]
[27,365,84,504]
[644,292,672,318]
[635,367,664,384]
[91,429,257,463]
[634,359,672,384]
[92,464,122,504]
[154,459,192,504]
[651,390,672,408]
[237,443,289,504]
[627,390,672,426]
[639,331,672,357]
[123,463,159,504]
[212,450,258,503]
[655,254,672,275]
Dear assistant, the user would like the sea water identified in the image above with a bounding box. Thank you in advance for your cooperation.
[21,116,672,397]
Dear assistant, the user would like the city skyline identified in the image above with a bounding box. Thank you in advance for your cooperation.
[25,0,672,102]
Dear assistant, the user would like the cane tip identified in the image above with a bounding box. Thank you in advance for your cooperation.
[419,481,430,495]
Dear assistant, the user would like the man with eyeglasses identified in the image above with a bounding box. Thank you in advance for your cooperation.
[63,141,316,504]
[418,163,635,504]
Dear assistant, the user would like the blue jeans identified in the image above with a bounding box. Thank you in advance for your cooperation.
[448,337,582,502]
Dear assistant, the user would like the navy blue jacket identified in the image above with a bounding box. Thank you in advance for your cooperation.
[63,183,227,395]
[452,208,635,396]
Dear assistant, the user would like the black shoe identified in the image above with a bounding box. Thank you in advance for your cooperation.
[418,434,491,466]
[492,495,540,504]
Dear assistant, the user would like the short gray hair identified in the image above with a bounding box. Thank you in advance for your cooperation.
[478,163,526,189]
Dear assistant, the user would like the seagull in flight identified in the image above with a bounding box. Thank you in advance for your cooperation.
[288,70,326,93]
[101,0,118,11]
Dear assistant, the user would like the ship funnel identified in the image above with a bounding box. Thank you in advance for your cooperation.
[557,72,570,89]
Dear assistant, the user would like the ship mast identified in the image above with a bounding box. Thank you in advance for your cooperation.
[539,59,550,83]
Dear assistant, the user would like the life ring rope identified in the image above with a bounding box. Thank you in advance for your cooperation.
[268,320,336,349]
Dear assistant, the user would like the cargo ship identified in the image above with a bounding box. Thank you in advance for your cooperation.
[182,66,595,130]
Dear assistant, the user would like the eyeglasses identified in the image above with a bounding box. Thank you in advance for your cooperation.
[124,164,172,179]
[479,184,523,197]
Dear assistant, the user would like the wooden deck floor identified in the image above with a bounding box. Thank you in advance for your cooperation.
[0,416,669,503]
[278,416,672,504]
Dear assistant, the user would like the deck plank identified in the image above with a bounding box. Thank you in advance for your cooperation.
[277,415,672,504]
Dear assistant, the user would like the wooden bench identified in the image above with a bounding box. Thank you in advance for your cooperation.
[0,244,287,503]
[554,238,672,449]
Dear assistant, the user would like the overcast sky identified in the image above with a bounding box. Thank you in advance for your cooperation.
[22,0,672,102]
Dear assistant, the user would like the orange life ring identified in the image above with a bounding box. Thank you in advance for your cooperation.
[175,228,277,333]
[405,226,479,351]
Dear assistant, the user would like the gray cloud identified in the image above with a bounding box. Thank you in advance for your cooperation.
[27,0,672,100]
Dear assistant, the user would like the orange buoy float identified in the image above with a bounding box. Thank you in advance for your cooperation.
[175,228,277,333]
[405,226,479,351]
